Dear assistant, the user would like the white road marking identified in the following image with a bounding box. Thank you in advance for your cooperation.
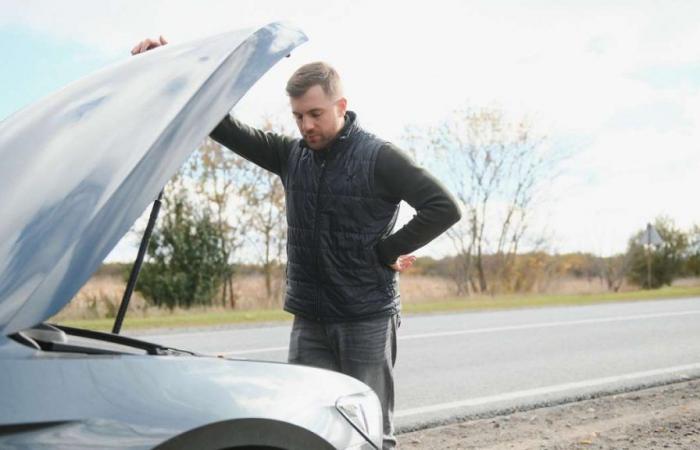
[399,309,700,341]
[395,362,700,418]
[212,309,700,356]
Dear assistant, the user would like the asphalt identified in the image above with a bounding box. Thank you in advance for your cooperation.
[130,297,700,431]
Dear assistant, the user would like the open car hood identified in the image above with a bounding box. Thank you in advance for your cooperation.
[0,22,307,335]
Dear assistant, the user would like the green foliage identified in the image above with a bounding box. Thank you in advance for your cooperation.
[136,190,226,309]
[684,225,700,276]
[627,217,688,289]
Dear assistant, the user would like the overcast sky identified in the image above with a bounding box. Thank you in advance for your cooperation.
[2,0,699,261]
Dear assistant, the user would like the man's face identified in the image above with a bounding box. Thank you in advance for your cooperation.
[290,84,347,151]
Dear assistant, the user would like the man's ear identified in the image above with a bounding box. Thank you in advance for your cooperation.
[336,97,348,116]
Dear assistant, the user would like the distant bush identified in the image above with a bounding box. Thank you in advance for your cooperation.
[135,190,225,309]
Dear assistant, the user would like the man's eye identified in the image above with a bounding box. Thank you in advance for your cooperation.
[311,112,322,118]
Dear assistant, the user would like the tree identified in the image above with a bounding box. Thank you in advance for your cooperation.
[405,106,557,294]
[626,217,688,289]
[597,254,632,292]
[136,114,290,309]
[189,137,250,308]
[135,135,252,309]
[684,225,700,276]
[136,178,226,309]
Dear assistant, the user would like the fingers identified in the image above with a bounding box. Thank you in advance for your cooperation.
[141,39,155,53]
[133,39,147,55]
[399,255,416,263]
[399,255,416,270]
[130,39,151,55]
[390,254,417,272]
[130,36,168,55]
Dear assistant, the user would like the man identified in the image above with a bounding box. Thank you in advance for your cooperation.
[132,37,461,449]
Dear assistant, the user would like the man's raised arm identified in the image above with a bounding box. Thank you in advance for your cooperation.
[210,115,293,177]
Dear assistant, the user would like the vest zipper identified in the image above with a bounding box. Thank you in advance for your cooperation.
[312,159,327,321]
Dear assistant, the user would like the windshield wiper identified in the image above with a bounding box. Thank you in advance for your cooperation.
[112,189,164,334]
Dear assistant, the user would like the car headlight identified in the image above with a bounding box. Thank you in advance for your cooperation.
[335,391,382,449]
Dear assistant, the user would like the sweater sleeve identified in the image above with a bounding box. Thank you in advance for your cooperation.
[374,143,462,265]
[209,114,294,176]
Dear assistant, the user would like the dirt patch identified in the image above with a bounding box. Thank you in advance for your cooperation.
[398,379,700,449]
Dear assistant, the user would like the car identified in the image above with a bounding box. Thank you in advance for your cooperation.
[0,22,382,450]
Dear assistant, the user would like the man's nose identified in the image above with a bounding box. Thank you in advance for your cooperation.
[301,116,314,132]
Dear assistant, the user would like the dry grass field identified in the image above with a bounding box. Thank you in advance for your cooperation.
[53,273,285,321]
[53,271,671,322]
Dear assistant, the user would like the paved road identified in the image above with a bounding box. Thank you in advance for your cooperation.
[131,297,700,430]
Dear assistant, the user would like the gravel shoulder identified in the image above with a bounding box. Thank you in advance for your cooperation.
[398,379,700,449]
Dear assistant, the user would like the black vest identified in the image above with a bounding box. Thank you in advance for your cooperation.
[280,112,400,322]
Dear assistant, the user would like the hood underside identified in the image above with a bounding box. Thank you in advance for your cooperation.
[0,22,307,335]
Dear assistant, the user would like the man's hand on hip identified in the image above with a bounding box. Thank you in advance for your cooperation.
[389,254,416,272]
[131,35,168,55]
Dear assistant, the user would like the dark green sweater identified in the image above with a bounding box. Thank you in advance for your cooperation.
[211,113,461,266]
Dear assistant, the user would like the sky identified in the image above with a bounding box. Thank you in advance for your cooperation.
[2,0,699,261]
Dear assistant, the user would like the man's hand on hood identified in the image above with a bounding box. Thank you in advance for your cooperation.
[131,35,168,55]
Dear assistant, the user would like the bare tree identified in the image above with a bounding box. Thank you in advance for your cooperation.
[242,116,290,301]
[188,138,250,308]
[406,106,556,295]
[596,254,632,292]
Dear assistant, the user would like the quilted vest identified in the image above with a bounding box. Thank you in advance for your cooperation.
[280,112,400,322]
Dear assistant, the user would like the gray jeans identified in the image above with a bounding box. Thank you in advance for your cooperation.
[288,314,400,450]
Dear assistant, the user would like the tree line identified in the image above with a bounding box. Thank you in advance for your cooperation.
[412,216,700,294]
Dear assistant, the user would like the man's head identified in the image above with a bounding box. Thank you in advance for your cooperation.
[286,62,347,151]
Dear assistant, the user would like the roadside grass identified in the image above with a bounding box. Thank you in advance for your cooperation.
[402,285,700,314]
[57,308,294,332]
[55,285,700,332]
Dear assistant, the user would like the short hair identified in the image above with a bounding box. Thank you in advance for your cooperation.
[286,61,343,99]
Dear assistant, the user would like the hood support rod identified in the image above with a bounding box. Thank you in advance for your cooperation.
[112,189,164,334]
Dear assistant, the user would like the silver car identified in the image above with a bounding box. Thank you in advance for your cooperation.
[0,22,382,450]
